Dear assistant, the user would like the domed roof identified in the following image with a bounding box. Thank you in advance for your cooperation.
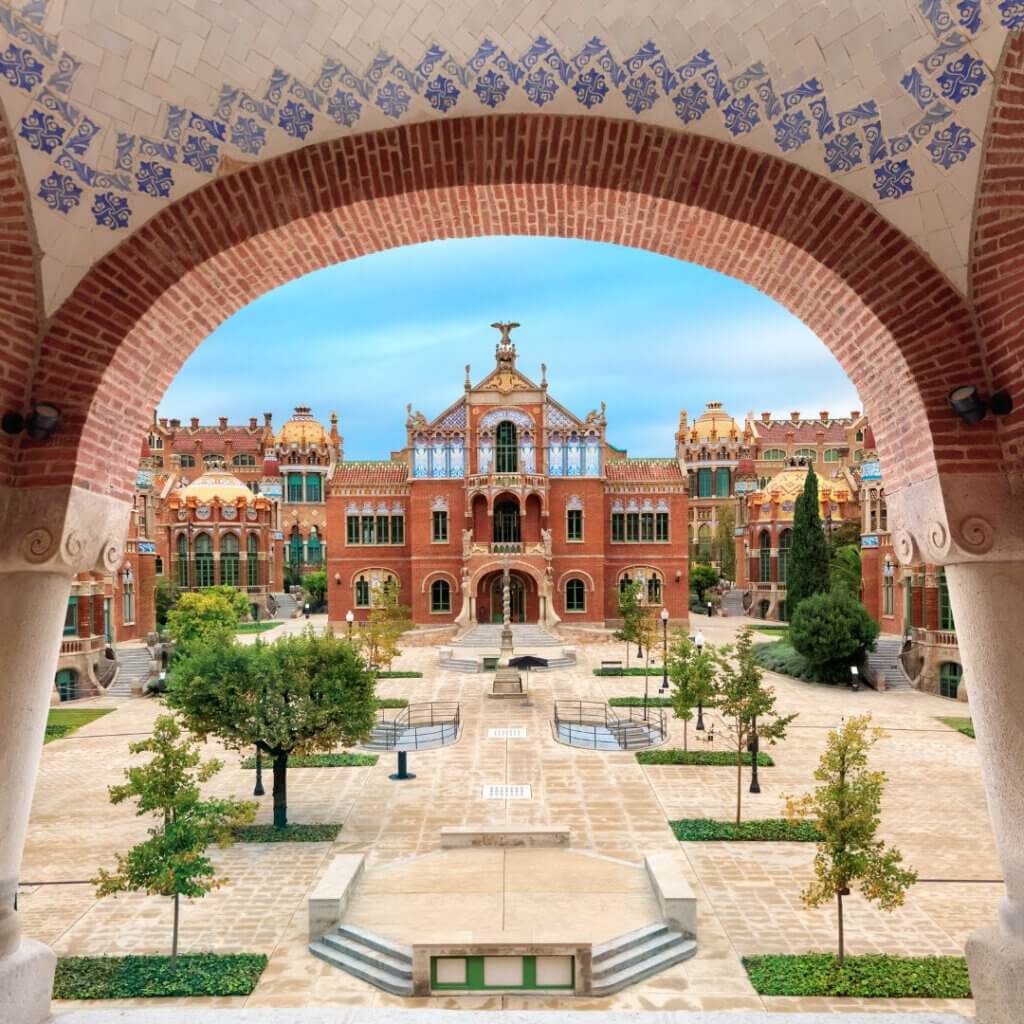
[181,469,252,504]
[761,467,849,500]
[277,405,329,446]
[691,401,739,441]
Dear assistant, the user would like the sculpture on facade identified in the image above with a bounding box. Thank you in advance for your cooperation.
[542,528,553,559]
[462,528,473,559]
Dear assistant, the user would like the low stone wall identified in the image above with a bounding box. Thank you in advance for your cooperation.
[308,853,364,940]
[439,826,570,849]
[644,852,698,938]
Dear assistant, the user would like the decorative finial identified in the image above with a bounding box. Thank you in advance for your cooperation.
[490,322,520,346]
[465,364,471,391]
[541,362,547,388]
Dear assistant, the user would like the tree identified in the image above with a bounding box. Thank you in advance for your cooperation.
[205,584,252,620]
[789,590,879,683]
[613,579,645,667]
[828,520,861,551]
[712,626,796,823]
[830,545,862,599]
[302,569,328,611]
[666,631,716,750]
[165,590,241,650]
[785,714,917,964]
[92,715,255,962]
[154,578,181,631]
[358,578,411,670]
[689,563,719,604]
[635,606,660,702]
[714,506,736,581]
[167,629,377,829]
[786,467,831,613]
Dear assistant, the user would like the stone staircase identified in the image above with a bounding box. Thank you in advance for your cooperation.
[106,646,154,696]
[440,650,576,673]
[309,923,413,995]
[270,592,299,619]
[867,635,912,690]
[454,623,562,647]
[591,923,697,995]
[720,589,748,617]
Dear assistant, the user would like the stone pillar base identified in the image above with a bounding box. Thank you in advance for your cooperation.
[966,926,1024,1024]
[0,939,56,1024]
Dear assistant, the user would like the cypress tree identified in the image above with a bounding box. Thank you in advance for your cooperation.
[786,466,831,612]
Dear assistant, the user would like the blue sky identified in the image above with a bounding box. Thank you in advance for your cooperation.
[159,237,860,459]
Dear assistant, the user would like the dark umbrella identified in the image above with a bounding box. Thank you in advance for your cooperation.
[508,655,548,696]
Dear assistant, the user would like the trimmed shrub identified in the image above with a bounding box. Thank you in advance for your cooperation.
[375,671,423,678]
[240,753,376,768]
[594,667,664,677]
[638,749,774,767]
[788,591,879,683]
[231,823,341,843]
[607,696,673,707]
[752,640,819,681]
[670,818,818,841]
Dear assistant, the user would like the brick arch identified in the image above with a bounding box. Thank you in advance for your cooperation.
[971,31,1024,482]
[24,114,991,501]
[0,101,42,488]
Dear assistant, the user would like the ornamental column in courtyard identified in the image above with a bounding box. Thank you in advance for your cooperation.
[0,486,130,1024]
[889,477,1024,1024]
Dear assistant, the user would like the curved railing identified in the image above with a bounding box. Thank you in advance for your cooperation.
[553,700,667,751]
[370,701,461,751]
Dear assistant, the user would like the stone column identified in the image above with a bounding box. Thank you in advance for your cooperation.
[0,485,130,1024]
[890,475,1024,1024]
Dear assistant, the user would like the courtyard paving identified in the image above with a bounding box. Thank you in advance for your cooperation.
[21,614,994,1017]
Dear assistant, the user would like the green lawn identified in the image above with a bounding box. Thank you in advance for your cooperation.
[235,621,281,634]
[938,716,975,739]
[752,624,789,636]
[45,707,114,743]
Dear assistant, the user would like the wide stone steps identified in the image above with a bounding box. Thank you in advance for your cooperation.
[591,923,697,995]
[309,923,413,995]
[867,636,912,690]
[454,624,563,647]
[107,647,153,696]
[271,592,299,619]
[440,654,576,674]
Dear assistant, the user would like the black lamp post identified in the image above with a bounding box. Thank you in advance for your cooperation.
[748,715,761,794]
[694,631,706,731]
[660,607,669,700]
[346,608,354,641]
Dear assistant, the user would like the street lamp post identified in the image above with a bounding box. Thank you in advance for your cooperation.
[253,603,265,797]
[694,630,706,731]
[660,607,669,702]
[346,608,354,641]
[748,714,761,794]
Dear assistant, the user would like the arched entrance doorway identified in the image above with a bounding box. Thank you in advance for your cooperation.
[476,570,534,624]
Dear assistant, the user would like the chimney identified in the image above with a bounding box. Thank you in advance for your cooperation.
[170,418,180,429]
[761,411,771,423]
[249,417,258,430]
[263,412,273,427]
[193,439,202,461]
[224,440,233,464]
[190,417,199,430]
[218,416,228,430]
[851,410,860,419]
[819,410,829,422]
[790,411,800,423]
[159,417,168,428]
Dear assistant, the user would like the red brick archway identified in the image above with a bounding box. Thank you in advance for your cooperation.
[16,114,995,501]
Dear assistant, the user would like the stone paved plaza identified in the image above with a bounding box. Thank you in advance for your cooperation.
[23,616,992,1017]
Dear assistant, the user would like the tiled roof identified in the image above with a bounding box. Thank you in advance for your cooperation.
[605,458,683,482]
[751,420,853,443]
[167,428,264,451]
[333,461,409,486]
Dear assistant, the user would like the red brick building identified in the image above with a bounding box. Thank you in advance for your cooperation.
[327,329,688,628]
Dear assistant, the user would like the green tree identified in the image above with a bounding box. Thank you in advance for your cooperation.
[165,590,241,650]
[713,626,796,823]
[205,584,252,620]
[302,569,328,611]
[786,467,831,613]
[714,506,736,581]
[689,563,719,604]
[666,632,716,750]
[830,545,862,599]
[154,578,181,630]
[789,591,879,683]
[358,578,411,670]
[613,579,645,667]
[92,715,255,962]
[785,714,917,964]
[828,520,862,551]
[167,629,377,829]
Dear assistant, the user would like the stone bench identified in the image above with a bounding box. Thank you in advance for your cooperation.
[440,825,570,848]
[644,852,698,937]
[308,853,364,940]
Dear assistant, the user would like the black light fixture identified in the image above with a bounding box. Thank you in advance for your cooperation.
[2,402,62,440]
[947,385,1013,425]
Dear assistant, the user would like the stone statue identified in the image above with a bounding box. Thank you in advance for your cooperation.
[542,527,552,559]
[462,528,473,559]
[490,321,520,346]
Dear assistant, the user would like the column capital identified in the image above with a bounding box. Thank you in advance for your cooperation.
[886,473,1024,567]
[0,485,131,576]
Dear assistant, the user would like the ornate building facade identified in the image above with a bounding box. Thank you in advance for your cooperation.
[326,328,689,628]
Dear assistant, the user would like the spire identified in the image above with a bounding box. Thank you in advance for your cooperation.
[490,321,520,371]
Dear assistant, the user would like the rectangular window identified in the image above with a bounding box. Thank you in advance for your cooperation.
[611,512,624,542]
[391,515,405,545]
[103,598,112,644]
[355,578,370,607]
[626,512,640,542]
[287,472,304,503]
[63,596,78,636]
[883,577,894,616]
[655,512,669,541]
[247,553,259,587]
[361,516,375,545]
[123,583,135,624]
[346,515,359,545]
[715,468,730,498]
[697,468,712,498]
[305,474,322,502]
[640,512,655,542]
[567,508,583,541]
[376,515,390,545]
[432,510,449,542]
[432,955,574,991]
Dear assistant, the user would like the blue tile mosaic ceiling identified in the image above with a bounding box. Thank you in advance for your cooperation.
[0,0,1017,236]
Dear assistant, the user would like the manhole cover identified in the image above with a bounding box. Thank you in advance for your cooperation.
[488,727,527,739]
[482,784,532,800]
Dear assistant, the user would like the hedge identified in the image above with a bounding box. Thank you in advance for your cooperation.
[638,749,774,767]
[670,818,818,842]
[742,953,971,998]
[752,640,820,682]
[593,667,665,677]
[53,953,268,998]
[375,671,423,678]
[240,753,376,769]
[607,696,673,708]
[939,716,975,739]
[376,698,409,709]
[231,823,342,843]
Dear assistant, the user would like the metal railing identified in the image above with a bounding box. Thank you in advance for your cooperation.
[372,700,461,750]
[553,700,667,751]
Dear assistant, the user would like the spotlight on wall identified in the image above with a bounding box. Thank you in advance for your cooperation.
[674,570,683,583]
[334,572,342,585]
[1,402,63,440]
[947,385,1013,425]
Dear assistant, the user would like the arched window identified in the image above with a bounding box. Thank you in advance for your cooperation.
[220,533,240,587]
[430,578,451,613]
[154,556,164,576]
[938,568,954,630]
[715,467,730,497]
[495,421,518,473]
[759,531,772,583]
[778,529,792,584]
[355,575,371,607]
[289,526,303,568]
[763,449,786,461]
[195,533,214,588]
[882,559,895,616]
[122,567,135,623]
[794,448,816,462]
[823,449,841,462]
[619,573,633,594]
[307,529,323,566]
[233,453,256,467]
[55,668,79,702]
[247,533,259,587]
[305,473,322,502]
[148,432,163,450]
[697,524,712,561]
[939,662,962,699]
[179,453,195,468]
[177,533,189,587]
[855,429,864,442]
[647,575,662,605]
[566,578,586,612]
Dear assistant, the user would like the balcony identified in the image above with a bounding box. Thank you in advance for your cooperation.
[465,472,549,493]
[911,626,958,648]
[60,634,106,656]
